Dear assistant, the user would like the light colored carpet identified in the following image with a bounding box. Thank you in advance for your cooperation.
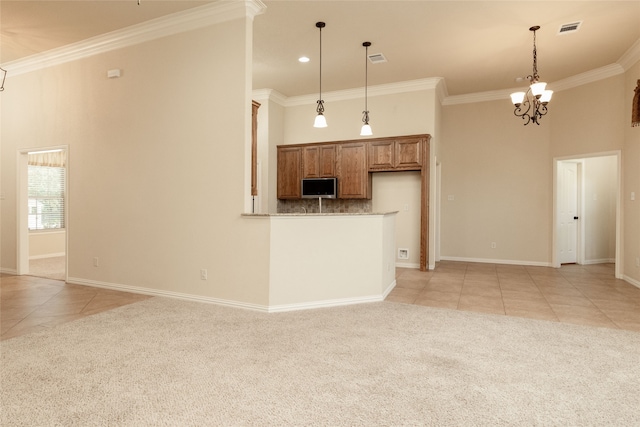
[29,256,65,281]
[2,297,639,426]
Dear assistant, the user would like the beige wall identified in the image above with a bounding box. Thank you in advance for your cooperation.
[440,100,552,264]
[623,60,640,283]
[583,156,617,263]
[551,76,625,158]
[372,172,421,267]
[267,213,396,309]
[29,231,65,259]
[1,17,272,306]
[283,90,437,145]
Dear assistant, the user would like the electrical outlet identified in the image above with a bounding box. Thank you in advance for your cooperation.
[636,257,640,268]
[398,248,409,260]
[403,204,409,212]
[491,242,497,249]
[93,257,99,267]
[200,269,208,280]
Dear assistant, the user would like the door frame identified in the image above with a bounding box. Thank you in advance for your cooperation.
[16,146,69,279]
[552,150,621,278]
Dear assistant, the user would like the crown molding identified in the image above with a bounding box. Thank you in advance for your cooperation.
[618,38,640,71]
[283,77,444,107]
[443,63,625,106]
[252,89,288,106]
[442,89,512,106]
[550,63,624,92]
[2,0,266,77]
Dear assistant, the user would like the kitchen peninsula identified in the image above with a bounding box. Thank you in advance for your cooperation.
[242,212,397,312]
[276,134,430,270]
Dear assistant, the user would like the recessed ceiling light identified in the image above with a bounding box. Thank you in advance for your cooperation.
[298,56,310,63]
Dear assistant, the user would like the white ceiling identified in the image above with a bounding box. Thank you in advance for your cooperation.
[2,1,640,97]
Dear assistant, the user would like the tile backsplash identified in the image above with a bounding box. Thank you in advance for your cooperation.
[278,198,372,214]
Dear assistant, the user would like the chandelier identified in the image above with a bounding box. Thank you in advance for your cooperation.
[510,26,553,125]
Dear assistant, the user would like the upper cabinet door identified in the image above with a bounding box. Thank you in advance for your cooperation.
[368,140,395,171]
[337,142,371,199]
[302,146,320,178]
[277,147,302,199]
[303,145,336,178]
[319,145,336,177]
[395,137,423,170]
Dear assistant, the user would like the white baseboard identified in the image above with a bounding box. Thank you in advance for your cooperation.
[66,276,394,314]
[29,252,66,260]
[67,276,269,312]
[623,275,640,289]
[267,294,385,313]
[396,262,420,269]
[439,256,552,267]
[382,279,396,298]
[582,258,615,265]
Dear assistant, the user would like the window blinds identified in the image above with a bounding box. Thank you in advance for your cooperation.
[28,163,66,231]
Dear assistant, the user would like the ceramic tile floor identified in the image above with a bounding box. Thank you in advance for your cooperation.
[388,261,640,331]
[1,274,151,341]
[2,262,640,341]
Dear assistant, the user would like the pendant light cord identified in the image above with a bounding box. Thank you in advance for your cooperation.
[316,22,326,115]
[364,44,368,112]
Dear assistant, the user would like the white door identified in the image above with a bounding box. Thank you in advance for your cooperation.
[558,162,578,264]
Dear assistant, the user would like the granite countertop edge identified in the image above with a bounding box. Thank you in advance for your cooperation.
[242,211,399,217]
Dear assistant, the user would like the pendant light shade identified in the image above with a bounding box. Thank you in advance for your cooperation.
[360,41,372,136]
[314,22,327,128]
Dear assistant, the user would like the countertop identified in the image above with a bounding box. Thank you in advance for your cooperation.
[242,211,398,217]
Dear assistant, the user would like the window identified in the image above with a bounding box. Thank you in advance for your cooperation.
[28,151,66,231]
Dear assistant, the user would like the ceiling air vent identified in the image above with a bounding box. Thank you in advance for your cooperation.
[368,53,387,64]
[558,21,582,35]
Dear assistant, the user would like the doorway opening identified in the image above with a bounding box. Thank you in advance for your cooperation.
[17,147,68,281]
[553,151,621,278]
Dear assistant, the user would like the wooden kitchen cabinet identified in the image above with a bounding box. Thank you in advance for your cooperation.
[368,137,422,171]
[277,147,302,199]
[395,137,423,169]
[336,142,371,199]
[302,145,335,178]
[368,140,395,170]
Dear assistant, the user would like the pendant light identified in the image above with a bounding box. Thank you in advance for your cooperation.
[360,41,372,136]
[313,22,327,128]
